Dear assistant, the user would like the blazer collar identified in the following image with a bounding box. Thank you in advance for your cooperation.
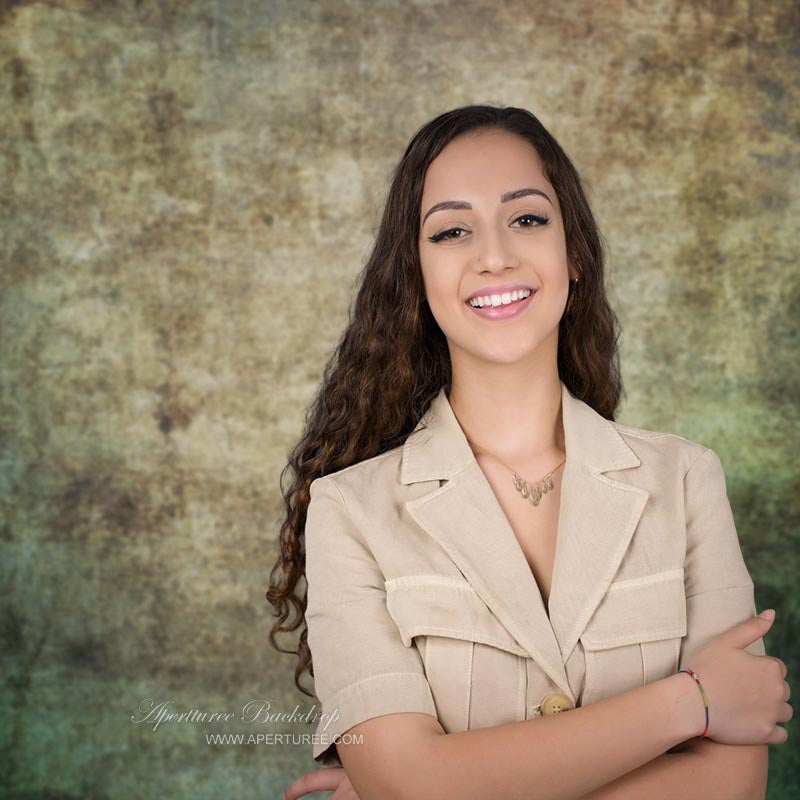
[400,381,649,699]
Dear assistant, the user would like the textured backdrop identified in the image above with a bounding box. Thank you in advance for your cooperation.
[1,1,798,798]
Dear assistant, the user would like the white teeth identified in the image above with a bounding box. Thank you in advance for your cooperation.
[468,288,532,308]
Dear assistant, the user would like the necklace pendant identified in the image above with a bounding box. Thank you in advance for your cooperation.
[514,471,547,506]
[506,459,566,509]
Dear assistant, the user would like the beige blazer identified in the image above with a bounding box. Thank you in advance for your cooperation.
[304,381,765,767]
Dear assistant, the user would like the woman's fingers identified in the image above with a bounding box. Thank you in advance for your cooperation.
[283,766,347,799]
[767,724,789,745]
[769,656,788,679]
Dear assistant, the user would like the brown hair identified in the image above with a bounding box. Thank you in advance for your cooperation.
[266,104,622,696]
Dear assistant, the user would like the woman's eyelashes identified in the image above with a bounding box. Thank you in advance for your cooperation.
[426,213,550,243]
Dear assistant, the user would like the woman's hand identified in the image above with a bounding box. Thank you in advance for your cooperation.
[683,610,792,745]
[283,766,361,800]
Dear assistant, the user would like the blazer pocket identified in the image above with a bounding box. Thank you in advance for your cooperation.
[580,568,687,706]
[385,575,528,733]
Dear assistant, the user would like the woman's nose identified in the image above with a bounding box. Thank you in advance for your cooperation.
[474,225,519,271]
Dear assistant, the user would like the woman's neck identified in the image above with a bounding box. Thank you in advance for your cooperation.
[447,371,565,472]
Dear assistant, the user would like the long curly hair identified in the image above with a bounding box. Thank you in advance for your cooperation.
[267,104,623,697]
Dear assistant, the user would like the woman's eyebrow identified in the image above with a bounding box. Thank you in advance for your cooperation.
[421,187,553,225]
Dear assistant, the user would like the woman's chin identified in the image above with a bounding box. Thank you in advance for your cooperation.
[460,342,546,367]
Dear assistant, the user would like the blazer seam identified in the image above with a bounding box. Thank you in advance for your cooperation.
[393,624,527,655]
[386,575,474,591]
[328,671,431,705]
[612,423,708,449]
[322,445,405,482]
[451,461,473,479]
[685,583,754,600]
[612,424,676,440]
[607,568,685,591]
[682,445,711,482]
[584,626,686,647]
[327,475,353,518]
[322,476,377,556]
[407,460,473,505]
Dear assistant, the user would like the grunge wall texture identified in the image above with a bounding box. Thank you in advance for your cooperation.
[1,1,797,798]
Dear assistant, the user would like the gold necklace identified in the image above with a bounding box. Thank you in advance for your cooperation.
[511,459,565,506]
[469,440,566,507]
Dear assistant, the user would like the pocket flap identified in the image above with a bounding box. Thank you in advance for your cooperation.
[581,568,687,651]
[385,575,528,657]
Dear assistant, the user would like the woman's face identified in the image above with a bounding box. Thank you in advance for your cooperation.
[418,129,573,367]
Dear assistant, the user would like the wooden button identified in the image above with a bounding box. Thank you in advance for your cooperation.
[540,692,575,715]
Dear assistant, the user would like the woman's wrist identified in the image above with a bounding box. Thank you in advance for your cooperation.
[660,670,709,743]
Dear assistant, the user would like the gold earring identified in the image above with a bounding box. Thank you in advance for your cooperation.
[566,276,579,312]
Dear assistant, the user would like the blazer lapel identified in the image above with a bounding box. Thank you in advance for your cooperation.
[400,380,649,698]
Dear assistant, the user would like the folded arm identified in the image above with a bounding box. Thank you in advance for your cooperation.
[577,739,767,800]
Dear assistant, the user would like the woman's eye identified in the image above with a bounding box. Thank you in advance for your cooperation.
[427,214,550,243]
[427,227,467,243]
[513,213,550,228]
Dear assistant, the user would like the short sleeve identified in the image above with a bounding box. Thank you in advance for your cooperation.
[678,447,766,672]
[304,476,437,767]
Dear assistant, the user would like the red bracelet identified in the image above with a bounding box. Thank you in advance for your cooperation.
[676,667,709,738]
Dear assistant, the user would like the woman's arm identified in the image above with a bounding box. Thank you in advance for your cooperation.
[577,740,768,800]
[337,670,709,800]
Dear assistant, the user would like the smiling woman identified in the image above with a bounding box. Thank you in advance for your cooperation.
[418,129,571,359]
[268,105,791,800]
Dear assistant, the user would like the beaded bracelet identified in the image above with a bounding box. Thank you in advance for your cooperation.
[675,667,709,738]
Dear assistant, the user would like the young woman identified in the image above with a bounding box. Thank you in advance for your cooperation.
[269,105,792,800]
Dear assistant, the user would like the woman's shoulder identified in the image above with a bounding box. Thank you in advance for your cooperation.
[309,441,407,501]
[610,419,711,475]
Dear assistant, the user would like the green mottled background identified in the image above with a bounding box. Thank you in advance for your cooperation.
[1,1,797,798]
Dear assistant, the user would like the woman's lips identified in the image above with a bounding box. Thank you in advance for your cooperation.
[465,290,536,320]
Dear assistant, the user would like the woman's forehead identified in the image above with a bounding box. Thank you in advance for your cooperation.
[421,131,555,210]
